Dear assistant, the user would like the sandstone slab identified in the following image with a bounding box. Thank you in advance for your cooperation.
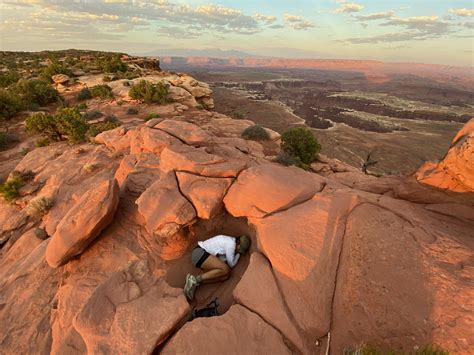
[45,178,119,267]
[75,260,189,354]
[161,305,291,355]
[156,119,212,145]
[176,171,233,219]
[224,163,326,218]
[95,127,130,152]
[253,192,360,338]
[233,252,307,353]
[160,144,247,178]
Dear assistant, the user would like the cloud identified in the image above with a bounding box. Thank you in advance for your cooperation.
[341,15,454,44]
[461,22,474,29]
[284,14,315,30]
[254,13,276,24]
[354,11,395,21]
[449,8,474,17]
[1,0,263,39]
[335,3,364,13]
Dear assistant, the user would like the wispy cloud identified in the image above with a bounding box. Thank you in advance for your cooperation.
[335,3,364,13]
[254,13,277,25]
[354,11,395,21]
[449,8,474,17]
[284,14,315,30]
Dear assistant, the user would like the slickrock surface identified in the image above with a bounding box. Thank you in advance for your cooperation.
[0,71,473,355]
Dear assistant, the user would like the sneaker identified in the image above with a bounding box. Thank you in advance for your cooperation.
[184,273,199,300]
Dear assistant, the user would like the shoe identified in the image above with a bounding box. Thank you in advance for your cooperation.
[184,273,199,300]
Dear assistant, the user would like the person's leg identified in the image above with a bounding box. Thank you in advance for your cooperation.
[199,255,230,283]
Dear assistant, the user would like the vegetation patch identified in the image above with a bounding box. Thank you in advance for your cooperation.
[0,132,19,150]
[35,137,51,147]
[83,110,103,121]
[90,84,113,99]
[26,107,89,143]
[41,62,73,82]
[127,107,139,115]
[0,89,23,119]
[0,175,25,202]
[129,80,172,104]
[281,127,320,164]
[13,79,59,107]
[26,196,53,216]
[97,55,128,73]
[77,87,92,101]
[144,112,160,122]
[241,124,270,141]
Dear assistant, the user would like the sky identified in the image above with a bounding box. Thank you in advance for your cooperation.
[0,0,473,66]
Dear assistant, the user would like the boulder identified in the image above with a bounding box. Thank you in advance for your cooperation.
[155,119,212,145]
[95,127,130,152]
[176,171,233,219]
[160,144,247,178]
[141,127,180,154]
[74,260,189,354]
[415,118,473,192]
[52,74,70,85]
[252,192,360,338]
[224,164,326,218]
[161,305,291,354]
[45,179,119,267]
[233,252,308,353]
[136,172,196,259]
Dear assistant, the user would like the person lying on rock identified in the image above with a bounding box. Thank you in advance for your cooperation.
[184,235,251,300]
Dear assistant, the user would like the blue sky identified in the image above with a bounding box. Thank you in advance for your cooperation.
[0,0,472,66]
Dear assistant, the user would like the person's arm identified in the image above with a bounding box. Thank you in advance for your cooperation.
[225,242,240,268]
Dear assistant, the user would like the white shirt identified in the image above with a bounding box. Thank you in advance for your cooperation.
[198,235,240,268]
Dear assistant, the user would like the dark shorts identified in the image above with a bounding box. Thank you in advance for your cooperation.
[191,247,210,269]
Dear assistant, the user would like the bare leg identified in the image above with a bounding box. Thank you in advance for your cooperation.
[199,255,230,283]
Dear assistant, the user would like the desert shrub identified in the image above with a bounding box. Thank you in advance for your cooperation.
[83,110,103,121]
[123,81,131,87]
[90,84,113,99]
[83,163,98,172]
[0,89,23,119]
[129,80,171,104]
[281,127,320,164]
[26,196,53,216]
[275,152,308,169]
[127,107,139,115]
[77,87,92,101]
[41,62,73,82]
[0,132,19,150]
[241,124,270,141]
[144,112,160,122]
[344,343,449,355]
[232,111,244,119]
[102,75,112,82]
[55,107,89,143]
[13,79,59,107]
[26,108,89,143]
[76,103,88,110]
[0,71,21,88]
[98,56,127,73]
[26,112,62,141]
[126,72,140,80]
[0,175,24,202]
[35,137,51,147]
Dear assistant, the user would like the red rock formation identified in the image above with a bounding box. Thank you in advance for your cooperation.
[0,74,473,354]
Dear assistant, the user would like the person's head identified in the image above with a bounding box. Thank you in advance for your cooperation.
[237,235,251,255]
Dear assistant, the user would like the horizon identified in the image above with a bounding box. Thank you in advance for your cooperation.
[0,0,473,67]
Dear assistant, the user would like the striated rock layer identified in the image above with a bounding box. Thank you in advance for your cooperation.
[0,76,473,355]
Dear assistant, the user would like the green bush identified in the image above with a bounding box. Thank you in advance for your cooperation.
[127,107,139,115]
[275,152,308,169]
[55,107,89,143]
[76,103,88,110]
[0,71,21,88]
[129,80,171,104]
[90,84,113,99]
[98,56,128,73]
[0,89,23,119]
[241,125,270,141]
[232,111,244,119]
[77,87,92,101]
[144,112,160,122]
[102,75,112,82]
[83,110,103,121]
[41,62,73,82]
[26,107,89,143]
[13,79,59,107]
[35,137,51,147]
[26,196,53,216]
[0,175,24,202]
[280,127,320,164]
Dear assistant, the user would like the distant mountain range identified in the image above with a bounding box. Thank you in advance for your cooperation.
[138,48,258,59]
